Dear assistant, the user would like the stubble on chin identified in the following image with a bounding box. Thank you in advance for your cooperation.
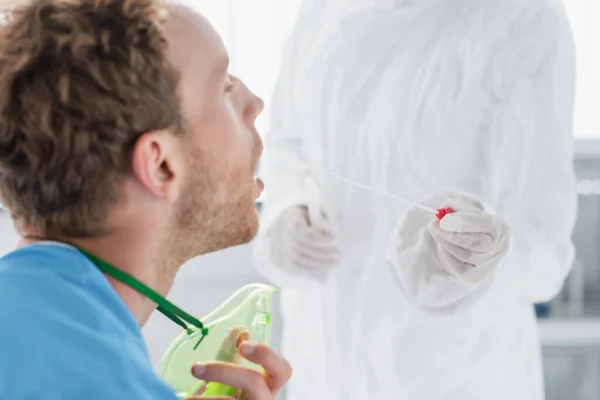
[169,171,258,262]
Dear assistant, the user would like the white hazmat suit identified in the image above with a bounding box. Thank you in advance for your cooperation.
[253,0,577,399]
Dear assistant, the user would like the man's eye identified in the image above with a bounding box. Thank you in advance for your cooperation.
[225,75,237,92]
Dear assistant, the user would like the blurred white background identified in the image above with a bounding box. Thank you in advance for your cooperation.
[180,0,600,139]
[564,0,600,138]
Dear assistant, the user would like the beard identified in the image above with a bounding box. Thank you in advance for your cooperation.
[167,149,259,263]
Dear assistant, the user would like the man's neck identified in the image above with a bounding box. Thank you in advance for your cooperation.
[20,228,178,327]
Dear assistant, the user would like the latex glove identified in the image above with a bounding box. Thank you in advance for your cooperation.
[428,194,510,283]
[267,205,341,281]
[388,191,510,314]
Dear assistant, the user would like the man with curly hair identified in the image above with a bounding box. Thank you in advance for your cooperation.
[0,0,291,399]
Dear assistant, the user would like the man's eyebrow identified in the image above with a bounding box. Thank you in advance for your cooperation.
[216,54,230,75]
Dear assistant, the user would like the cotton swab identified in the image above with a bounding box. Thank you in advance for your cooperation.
[328,172,453,220]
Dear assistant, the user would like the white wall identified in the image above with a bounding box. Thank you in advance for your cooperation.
[0,211,19,254]
[564,0,600,138]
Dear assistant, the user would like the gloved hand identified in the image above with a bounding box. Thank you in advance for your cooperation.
[267,205,341,281]
[388,191,510,314]
[428,194,510,282]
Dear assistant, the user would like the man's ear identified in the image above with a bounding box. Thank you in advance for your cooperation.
[130,131,184,201]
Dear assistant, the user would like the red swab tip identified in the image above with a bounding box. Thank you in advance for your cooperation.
[436,207,454,220]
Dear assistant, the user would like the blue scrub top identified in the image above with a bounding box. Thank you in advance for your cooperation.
[0,242,180,399]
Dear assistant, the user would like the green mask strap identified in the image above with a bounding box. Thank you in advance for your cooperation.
[77,248,210,350]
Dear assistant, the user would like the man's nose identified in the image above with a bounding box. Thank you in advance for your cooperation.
[247,93,264,124]
[255,95,265,115]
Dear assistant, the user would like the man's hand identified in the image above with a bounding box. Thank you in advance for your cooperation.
[186,341,292,400]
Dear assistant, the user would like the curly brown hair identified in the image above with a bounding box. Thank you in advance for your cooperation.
[0,0,182,237]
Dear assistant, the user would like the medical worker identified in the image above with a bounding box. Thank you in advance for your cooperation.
[254,0,577,399]
[0,1,291,399]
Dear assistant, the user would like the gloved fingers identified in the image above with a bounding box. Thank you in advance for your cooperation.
[430,238,501,285]
[292,258,339,273]
[431,235,476,267]
[292,242,341,265]
[433,236,500,269]
[429,222,497,253]
[304,253,340,270]
[429,221,509,273]
[299,228,339,245]
[438,211,498,235]
[266,206,310,243]
[301,233,340,249]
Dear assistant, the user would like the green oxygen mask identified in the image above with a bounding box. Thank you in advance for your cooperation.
[159,283,276,398]
[74,248,276,399]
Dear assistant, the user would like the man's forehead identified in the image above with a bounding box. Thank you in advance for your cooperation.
[165,4,208,36]
[164,3,226,72]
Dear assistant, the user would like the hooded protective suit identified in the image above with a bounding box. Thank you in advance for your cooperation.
[253,0,577,398]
